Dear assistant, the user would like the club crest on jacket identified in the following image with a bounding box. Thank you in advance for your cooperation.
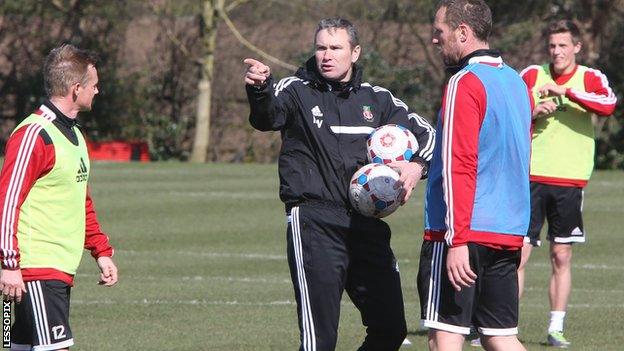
[362,105,374,122]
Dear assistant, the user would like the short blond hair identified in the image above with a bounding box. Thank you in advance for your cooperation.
[43,44,98,98]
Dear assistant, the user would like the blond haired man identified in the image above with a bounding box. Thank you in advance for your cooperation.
[0,44,118,351]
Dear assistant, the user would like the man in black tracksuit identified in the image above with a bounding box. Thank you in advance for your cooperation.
[244,18,435,351]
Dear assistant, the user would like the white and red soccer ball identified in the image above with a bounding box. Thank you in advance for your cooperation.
[367,124,418,164]
[349,163,401,218]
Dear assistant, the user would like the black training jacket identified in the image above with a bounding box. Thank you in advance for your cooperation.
[247,57,436,211]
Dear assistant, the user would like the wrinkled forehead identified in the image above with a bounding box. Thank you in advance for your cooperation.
[315,28,350,45]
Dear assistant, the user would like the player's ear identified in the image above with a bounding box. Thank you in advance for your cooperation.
[573,41,582,55]
[351,45,361,63]
[71,82,81,100]
[457,24,469,43]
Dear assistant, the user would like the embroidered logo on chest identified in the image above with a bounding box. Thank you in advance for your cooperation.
[362,105,374,122]
[311,105,324,128]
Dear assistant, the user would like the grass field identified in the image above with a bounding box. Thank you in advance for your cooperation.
[62,163,624,350]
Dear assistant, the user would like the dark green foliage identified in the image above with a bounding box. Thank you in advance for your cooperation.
[360,50,442,121]
[0,0,622,165]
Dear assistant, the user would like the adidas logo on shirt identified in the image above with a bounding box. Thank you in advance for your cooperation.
[76,158,88,183]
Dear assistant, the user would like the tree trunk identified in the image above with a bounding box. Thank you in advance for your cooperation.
[190,0,221,163]
[191,78,211,162]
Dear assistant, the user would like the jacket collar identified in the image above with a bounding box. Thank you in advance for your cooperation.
[42,100,79,128]
[446,49,502,75]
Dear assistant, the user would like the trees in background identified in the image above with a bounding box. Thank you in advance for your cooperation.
[0,0,622,167]
[151,0,297,162]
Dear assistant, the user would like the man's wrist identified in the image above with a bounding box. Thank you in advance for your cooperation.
[252,83,268,90]
[253,75,272,91]
[0,266,20,271]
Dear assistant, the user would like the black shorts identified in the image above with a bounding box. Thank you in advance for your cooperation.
[417,241,521,336]
[527,182,585,246]
[11,280,74,351]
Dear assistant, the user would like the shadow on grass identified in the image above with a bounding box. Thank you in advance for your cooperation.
[516,336,550,348]
[523,340,551,348]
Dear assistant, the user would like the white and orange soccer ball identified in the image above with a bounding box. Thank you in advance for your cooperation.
[367,124,418,164]
[349,163,401,218]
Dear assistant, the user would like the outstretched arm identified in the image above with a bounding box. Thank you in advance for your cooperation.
[244,58,297,131]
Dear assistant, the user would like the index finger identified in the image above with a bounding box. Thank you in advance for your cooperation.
[243,58,263,67]
[447,266,462,291]
[462,263,477,281]
[401,187,412,205]
[454,266,475,288]
[110,267,118,283]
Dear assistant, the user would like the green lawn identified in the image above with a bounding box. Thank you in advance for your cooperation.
[54,163,624,350]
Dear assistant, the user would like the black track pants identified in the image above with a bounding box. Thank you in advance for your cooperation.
[287,202,407,351]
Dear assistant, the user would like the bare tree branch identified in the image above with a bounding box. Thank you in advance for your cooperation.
[50,0,66,11]
[616,0,624,16]
[219,4,297,71]
[266,0,324,18]
[225,0,251,13]
[148,2,202,66]
[50,0,80,12]
[164,26,203,65]
[55,0,83,43]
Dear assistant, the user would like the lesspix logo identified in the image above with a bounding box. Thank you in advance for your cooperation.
[3,299,10,347]
[76,158,88,183]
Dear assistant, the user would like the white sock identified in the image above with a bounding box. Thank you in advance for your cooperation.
[548,311,566,333]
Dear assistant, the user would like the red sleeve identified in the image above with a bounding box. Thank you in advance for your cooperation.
[440,72,486,247]
[0,124,54,269]
[565,68,617,116]
[84,188,114,258]
[520,66,539,110]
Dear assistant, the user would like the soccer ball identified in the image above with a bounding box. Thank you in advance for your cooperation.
[367,124,418,164]
[349,163,401,218]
